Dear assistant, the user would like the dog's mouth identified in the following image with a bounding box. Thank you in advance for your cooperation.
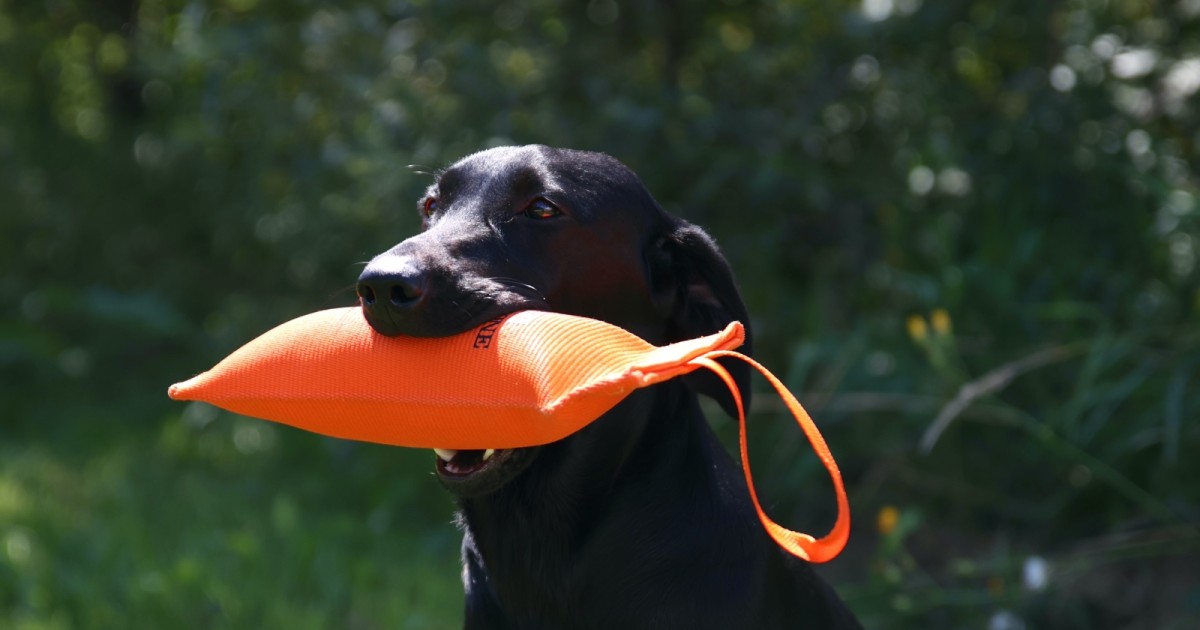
[375,301,545,496]
[432,446,539,497]
[434,447,500,476]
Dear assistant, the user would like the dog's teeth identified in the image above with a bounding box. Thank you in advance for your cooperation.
[482,449,496,461]
[434,448,457,462]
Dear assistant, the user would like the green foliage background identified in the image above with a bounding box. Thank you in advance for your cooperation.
[2,0,1199,627]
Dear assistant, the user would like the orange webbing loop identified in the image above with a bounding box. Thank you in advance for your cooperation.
[689,351,850,563]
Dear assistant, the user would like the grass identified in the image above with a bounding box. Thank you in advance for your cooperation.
[2,309,1198,628]
[2,404,465,629]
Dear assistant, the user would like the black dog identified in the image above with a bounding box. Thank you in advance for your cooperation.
[357,146,859,629]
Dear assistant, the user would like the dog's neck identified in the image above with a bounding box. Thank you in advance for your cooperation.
[456,382,763,617]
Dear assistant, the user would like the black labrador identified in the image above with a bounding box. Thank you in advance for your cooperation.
[356,146,860,629]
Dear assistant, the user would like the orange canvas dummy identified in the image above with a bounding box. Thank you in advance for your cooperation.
[169,308,850,563]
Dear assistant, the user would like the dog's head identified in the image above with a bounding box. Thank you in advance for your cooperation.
[357,145,751,496]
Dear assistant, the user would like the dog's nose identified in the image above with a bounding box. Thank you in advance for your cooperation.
[356,256,427,336]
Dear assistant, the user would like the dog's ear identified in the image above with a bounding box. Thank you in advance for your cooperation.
[648,219,753,417]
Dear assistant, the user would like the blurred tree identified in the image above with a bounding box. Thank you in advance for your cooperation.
[1,0,1197,627]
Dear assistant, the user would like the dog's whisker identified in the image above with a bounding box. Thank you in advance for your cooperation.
[489,277,538,292]
[488,277,547,301]
[407,164,440,178]
[324,284,362,308]
[449,299,474,318]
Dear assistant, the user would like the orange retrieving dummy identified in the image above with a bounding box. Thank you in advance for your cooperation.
[168,308,850,563]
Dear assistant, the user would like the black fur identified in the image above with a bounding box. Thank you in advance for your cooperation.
[357,146,860,629]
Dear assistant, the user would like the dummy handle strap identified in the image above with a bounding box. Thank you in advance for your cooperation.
[689,351,850,563]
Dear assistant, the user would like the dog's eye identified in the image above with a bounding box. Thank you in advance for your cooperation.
[422,197,439,217]
[524,198,562,220]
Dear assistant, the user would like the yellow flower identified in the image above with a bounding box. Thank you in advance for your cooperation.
[906,315,927,342]
[930,308,952,335]
[987,575,1005,596]
[876,505,900,535]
